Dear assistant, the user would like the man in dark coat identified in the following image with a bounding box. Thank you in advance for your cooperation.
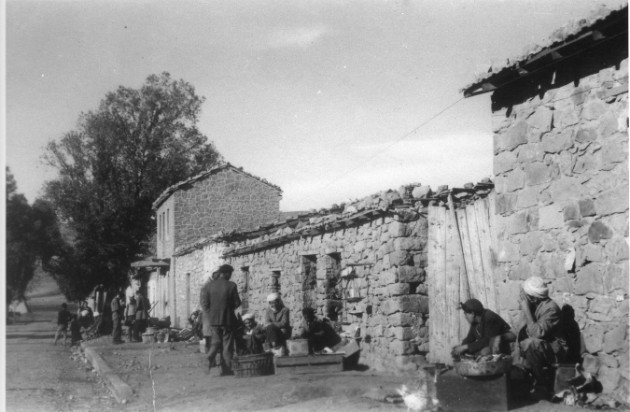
[200,264,241,375]
[110,292,125,344]
[451,298,515,357]
[296,307,341,353]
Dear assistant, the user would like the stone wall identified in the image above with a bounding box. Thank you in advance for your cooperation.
[171,243,225,327]
[159,167,281,252]
[224,210,430,372]
[492,59,629,400]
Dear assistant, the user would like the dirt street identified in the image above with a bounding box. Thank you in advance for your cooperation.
[5,275,119,412]
[7,274,626,412]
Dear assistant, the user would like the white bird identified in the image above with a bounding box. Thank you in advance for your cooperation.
[396,383,433,412]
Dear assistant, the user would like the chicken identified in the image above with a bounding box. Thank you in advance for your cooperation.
[396,383,434,412]
[396,364,442,412]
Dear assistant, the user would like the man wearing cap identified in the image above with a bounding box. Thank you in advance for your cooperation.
[518,276,567,387]
[296,307,342,353]
[451,298,515,357]
[264,293,291,353]
[200,264,241,375]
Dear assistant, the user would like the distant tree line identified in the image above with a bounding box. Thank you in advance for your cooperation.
[6,168,63,303]
[38,72,222,300]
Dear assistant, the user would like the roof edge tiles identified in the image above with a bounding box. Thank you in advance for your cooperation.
[172,179,495,257]
[152,163,283,210]
[462,5,628,97]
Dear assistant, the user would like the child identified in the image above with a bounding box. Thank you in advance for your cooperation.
[53,303,73,345]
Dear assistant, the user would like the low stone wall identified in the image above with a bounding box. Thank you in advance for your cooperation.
[492,59,629,400]
[225,211,430,372]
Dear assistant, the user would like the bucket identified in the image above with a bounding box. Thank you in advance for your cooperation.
[142,333,156,344]
[199,339,207,354]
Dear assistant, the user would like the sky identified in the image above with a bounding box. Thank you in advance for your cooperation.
[5,0,627,211]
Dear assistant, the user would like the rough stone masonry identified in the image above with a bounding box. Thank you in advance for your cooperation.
[492,58,629,401]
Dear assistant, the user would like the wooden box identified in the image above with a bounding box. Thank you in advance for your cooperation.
[437,370,509,412]
[274,354,344,375]
[287,339,310,356]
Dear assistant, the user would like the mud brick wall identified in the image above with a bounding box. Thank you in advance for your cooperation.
[226,212,430,372]
[492,59,628,400]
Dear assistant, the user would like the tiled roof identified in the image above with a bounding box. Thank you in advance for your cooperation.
[152,163,282,210]
[462,5,628,97]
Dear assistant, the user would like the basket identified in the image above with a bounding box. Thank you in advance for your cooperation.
[454,355,512,377]
[232,353,274,377]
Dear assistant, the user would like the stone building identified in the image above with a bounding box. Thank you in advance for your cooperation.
[463,6,628,401]
[133,163,282,321]
[173,180,495,371]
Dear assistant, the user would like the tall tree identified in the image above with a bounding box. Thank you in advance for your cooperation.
[43,73,222,298]
[6,168,63,302]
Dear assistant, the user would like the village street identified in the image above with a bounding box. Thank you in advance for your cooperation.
[5,276,610,412]
[5,274,120,412]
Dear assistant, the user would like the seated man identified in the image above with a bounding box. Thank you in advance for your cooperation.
[295,307,342,353]
[518,276,568,386]
[451,298,515,358]
[264,293,291,353]
[238,313,267,355]
[77,301,94,329]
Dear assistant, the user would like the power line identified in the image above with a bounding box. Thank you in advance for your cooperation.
[318,96,466,192]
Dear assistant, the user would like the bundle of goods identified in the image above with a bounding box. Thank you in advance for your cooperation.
[453,354,512,377]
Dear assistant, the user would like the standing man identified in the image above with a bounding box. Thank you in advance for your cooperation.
[53,303,73,345]
[518,276,568,390]
[110,292,125,344]
[200,264,241,376]
[133,291,149,342]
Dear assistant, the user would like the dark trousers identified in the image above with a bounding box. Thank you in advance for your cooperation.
[265,324,289,348]
[133,319,147,341]
[207,326,235,375]
[112,316,122,343]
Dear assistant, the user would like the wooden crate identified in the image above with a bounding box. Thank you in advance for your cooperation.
[274,354,344,375]
[437,369,509,412]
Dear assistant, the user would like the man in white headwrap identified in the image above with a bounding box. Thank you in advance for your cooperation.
[237,313,266,355]
[518,276,567,394]
[264,293,291,354]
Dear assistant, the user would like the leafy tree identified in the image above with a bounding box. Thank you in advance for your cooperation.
[6,168,63,302]
[43,72,222,298]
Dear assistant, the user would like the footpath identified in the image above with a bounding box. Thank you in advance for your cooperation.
[79,335,615,412]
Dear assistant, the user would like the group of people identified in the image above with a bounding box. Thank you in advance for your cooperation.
[53,301,96,346]
[53,290,151,346]
[199,264,344,376]
[452,276,573,392]
[110,290,150,344]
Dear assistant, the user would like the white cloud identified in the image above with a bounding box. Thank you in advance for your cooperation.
[262,26,330,50]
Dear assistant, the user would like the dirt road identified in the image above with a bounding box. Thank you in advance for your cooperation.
[5,275,119,412]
